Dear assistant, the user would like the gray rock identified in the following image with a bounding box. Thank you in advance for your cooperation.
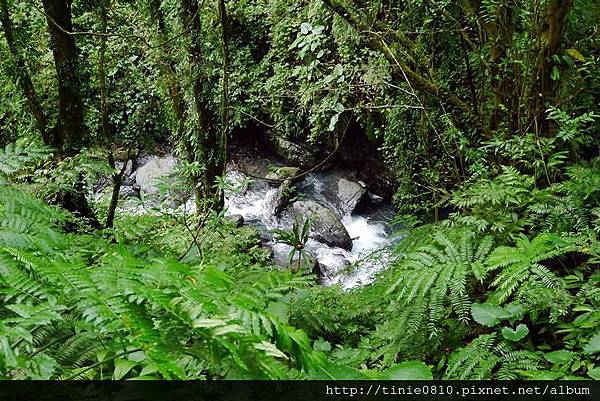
[337,178,368,214]
[225,214,245,227]
[265,133,320,168]
[135,156,179,195]
[292,200,353,251]
[270,179,293,216]
[265,167,303,184]
[119,185,139,199]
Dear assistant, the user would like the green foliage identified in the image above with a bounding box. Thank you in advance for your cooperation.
[1,0,599,383]
[0,186,318,379]
[0,140,50,181]
[273,217,311,267]
[385,230,494,339]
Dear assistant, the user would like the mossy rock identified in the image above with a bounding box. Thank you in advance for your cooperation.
[265,167,303,183]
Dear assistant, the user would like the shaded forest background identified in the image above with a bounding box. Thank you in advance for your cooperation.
[0,0,599,380]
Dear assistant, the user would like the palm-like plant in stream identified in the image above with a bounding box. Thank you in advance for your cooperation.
[273,217,311,272]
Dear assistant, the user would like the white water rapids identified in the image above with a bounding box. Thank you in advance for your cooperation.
[224,170,397,289]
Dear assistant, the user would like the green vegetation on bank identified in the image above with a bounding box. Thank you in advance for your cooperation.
[1,0,599,380]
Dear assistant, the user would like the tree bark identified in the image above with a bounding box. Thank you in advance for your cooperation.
[529,0,573,137]
[180,0,224,212]
[41,0,85,156]
[218,0,229,207]
[0,0,48,140]
[41,0,98,227]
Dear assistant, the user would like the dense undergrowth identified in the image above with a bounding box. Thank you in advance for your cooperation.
[1,0,599,382]
[1,139,599,380]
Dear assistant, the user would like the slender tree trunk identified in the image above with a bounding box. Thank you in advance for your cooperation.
[41,0,85,156]
[150,0,203,212]
[98,0,122,229]
[180,0,224,212]
[218,0,229,207]
[0,0,48,140]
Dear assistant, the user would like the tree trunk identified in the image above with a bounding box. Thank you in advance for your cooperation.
[180,0,224,212]
[41,0,98,227]
[150,0,203,211]
[218,0,229,207]
[41,0,85,156]
[0,0,48,140]
[529,0,573,137]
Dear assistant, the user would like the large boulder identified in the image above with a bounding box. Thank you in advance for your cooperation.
[265,133,320,168]
[337,178,368,215]
[292,200,353,251]
[134,156,179,195]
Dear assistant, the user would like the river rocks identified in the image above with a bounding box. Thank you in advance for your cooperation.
[292,200,353,251]
[134,156,179,195]
[270,179,294,216]
[337,178,368,214]
[265,167,303,184]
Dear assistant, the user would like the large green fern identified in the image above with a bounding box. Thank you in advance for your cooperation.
[379,230,494,359]
[485,233,575,306]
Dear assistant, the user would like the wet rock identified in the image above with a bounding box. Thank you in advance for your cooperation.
[119,185,139,199]
[368,192,384,206]
[270,179,294,216]
[134,156,179,195]
[291,254,320,276]
[337,178,368,214]
[265,167,303,184]
[265,133,320,168]
[292,200,353,251]
[225,214,245,227]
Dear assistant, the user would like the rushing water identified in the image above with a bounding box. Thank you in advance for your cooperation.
[224,170,397,289]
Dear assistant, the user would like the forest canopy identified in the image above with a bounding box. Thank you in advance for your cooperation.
[0,0,599,381]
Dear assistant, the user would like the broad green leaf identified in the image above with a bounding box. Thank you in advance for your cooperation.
[333,64,344,76]
[379,361,433,380]
[566,48,585,62]
[471,303,509,327]
[314,361,368,380]
[113,358,137,380]
[588,367,600,380]
[583,333,600,354]
[254,341,288,359]
[313,338,331,352]
[544,350,576,365]
[501,324,529,342]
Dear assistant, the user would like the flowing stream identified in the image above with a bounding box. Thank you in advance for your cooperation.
[224,170,398,289]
